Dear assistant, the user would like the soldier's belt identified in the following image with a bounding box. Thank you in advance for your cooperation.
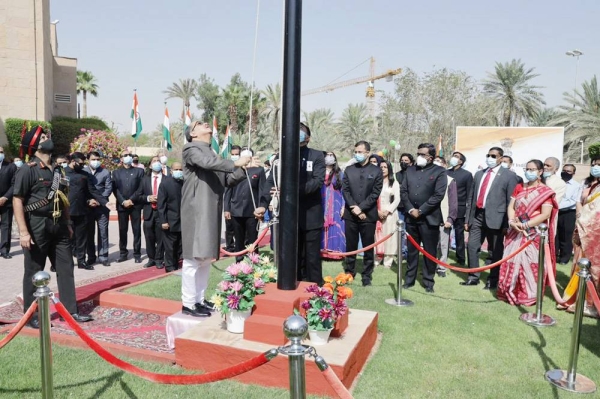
[24,198,50,212]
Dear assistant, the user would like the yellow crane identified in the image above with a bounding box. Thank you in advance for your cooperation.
[301,57,401,131]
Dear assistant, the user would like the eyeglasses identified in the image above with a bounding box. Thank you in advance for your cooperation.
[122,154,131,157]
[486,154,499,159]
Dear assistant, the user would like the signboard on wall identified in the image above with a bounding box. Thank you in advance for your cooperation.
[455,126,565,179]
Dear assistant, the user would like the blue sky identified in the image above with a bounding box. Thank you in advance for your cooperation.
[52,0,599,135]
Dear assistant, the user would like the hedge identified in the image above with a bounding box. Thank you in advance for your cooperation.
[588,143,600,160]
[4,118,52,157]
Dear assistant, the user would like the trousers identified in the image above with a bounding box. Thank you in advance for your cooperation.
[405,221,439,288]
[162,229,182,271]
[181,257,211,308]
[437,225,451,272]
[117,207,142,258]
[87,206,110,261]
[0,206,13,255]
[344,219,376,284]
[143,210,164,263]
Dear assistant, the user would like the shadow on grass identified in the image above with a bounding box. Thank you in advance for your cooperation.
[0,371,126,397]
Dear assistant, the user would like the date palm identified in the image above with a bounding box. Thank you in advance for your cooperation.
[262,83,282,143]
[164,78,198,121]
[302,108,336,151]
[338,103,372,155]
[483,59,545,126]
[222,85,246,134]
[76,70,99,118]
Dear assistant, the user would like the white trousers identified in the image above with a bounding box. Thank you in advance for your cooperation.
[181,257,211,308]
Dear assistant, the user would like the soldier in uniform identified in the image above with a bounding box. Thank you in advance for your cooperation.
[12,126,93,329]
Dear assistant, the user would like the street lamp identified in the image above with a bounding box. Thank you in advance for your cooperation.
[580,139,584,164]
[566,49,584,100]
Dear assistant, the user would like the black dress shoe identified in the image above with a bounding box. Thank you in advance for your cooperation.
[460,280,480,286]
[437,271,446,278]
[402,283,415,289]
[117,257,128,263]
[27,318,40,329]
[134,257,142,264]
[1,253,12,259]
[182,306,211,317]
[425,287,435,293]
[71,313,93,323]
[50,265,56,272]
[483,281,498,290]
[78,262,94,270]
[143,261,156,268]
[156,262,165,270]
[196,299,216,311]
[165,267,175,273]
[102,260,111,267]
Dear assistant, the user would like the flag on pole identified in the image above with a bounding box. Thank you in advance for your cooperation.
[220,124,232,159]
[130,91,142,138]
[163,106,172,151]
[437,135,443,157]
[184,107,192,144]
[211,115,220,154]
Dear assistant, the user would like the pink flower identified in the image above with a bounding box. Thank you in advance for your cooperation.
[226,263,242,276]
[240,262,253,275]
[254,278,265,289]
[231,281,243,292]
[300,300,310,310]
[218,281,230,291]
[248,253,260,264]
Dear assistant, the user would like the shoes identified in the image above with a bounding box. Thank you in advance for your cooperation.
[50,266,56,272]
[143,261,156,268]
[78,261,94,270]
[460,280,480,286]
[425,287,435,293]
[182,305,211,317]
[27,318,40,329]
[88,258,97,265]
[102,260,111,267]
[165,267,176,273]
[437,271,446,278]
[362,281,372,287]
[1,253,12,259]
[402,283,415,289]
[60,313,93,323]
[156,262,165,270]
[196,299,216,311]
[134,257,142,264]
[117,257,128,263]
[483,281,498,290]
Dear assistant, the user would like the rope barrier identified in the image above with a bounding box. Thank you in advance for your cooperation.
[321,231,395,257]
[321,367,353,399]
[54,301,276,384]
[0,301,37,350]
[586,280,600,313]
[220,227,269,257]
[544,251,568,306]
[406,233,536,273]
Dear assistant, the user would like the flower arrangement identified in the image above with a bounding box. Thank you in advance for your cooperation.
[299,273,353,331]
[70,129,127,171]
[211,253,277,314]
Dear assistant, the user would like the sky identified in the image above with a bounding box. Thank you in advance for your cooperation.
[51,0,600,137]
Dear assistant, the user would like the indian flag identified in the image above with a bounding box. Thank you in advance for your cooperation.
[163,106,172,150]
[437,135,443,157]
[211,115,220,154]
[130,90,142,138]
[220,124,232,159]
[184,107,192,144]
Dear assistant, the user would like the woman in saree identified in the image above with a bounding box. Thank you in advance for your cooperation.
[560,156,600,317]
[497,159,558,306]
[321,151,346,260]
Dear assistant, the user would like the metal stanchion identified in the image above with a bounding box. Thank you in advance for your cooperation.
[546,258,597,393]
[33,271,54,399]
[282,315,308,399]
[386,220,413,307]
[520,223,555,326]
[272,195,280,260]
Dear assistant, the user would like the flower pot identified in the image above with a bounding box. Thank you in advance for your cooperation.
[308,328,333,346]
[226,309,252,334]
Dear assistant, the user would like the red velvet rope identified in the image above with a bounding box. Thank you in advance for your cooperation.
[321,232,395,257]
[406,233,536,273]
[544,246,568,306]
[321,367,353,399]
[0,301,37,350]
[54,302,273,384]
[586,280,600,313]
[220,227,269,257]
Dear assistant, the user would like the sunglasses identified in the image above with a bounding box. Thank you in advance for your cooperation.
[486,154,499,159]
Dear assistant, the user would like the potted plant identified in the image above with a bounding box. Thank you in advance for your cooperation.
[299,273,353,345]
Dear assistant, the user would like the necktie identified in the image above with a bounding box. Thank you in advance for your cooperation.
[476,169,493,209]
[152,176,158,210]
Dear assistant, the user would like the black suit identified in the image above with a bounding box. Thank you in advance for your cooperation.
[446,167,473,265]
[400,163,447,289]
[0,161,17,256]
[158,176,182,272]
[112,166,145,259]
[224,166,265,262]
[65,167,107,264]
[139,173,165,264]
[342,161,383,285]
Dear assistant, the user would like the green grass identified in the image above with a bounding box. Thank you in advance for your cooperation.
[3,252,600,398]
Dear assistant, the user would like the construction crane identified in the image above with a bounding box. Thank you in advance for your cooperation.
[301,57,401,131]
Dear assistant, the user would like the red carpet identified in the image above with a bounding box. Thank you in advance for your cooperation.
[74,267,166,303]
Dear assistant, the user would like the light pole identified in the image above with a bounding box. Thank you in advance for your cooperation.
[580,140,584,164]
[566,49,584,100]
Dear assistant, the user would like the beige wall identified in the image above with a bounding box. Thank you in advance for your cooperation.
[53,56,77,117]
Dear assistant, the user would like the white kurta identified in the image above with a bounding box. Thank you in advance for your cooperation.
[380,179,401,255]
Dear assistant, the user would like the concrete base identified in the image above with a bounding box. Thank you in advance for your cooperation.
[175,308,378,397]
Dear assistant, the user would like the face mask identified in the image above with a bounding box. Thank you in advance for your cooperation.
[525,171,539,182]
[73,163,83,172]
[501,162,510,169]
[90,160,101,169]
[354,153,366,163]
[416,156,427,167]
[486,156,498,168]
[449,157,459,167]
[123,156,133,165]
[400,162,408,170]
[151,162,163,172]
[159,155,168,165]
[172,170,184,180]
[299,130,307,143]
[59,162,68,169]
[14,161,23,168]
[231,155,240,162]
[38,139,54,153]
[0,154,4,162]
[591,165,600,178]
[433,161,442,167]
[132,159,139,164]
[561,171,573,182]
[542,171,553,178]
[324,155,336,165]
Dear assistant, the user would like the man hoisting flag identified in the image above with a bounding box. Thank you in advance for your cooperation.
[163,104,172,150]
[211,115,220,154]
[131,90,143,139]
[220,124,232,159]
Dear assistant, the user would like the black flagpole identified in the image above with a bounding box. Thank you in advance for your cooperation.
[277,0,302,290]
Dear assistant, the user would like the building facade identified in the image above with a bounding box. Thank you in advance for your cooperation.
[0,0,77,146]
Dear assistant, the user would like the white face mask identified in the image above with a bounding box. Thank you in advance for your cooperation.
[433,161,442,167]
[500,162,510,169]
[416,156,427,167]
[324,155,336,165]
[486,156,498,168]
[449,157,459,167]
[231,155,240,162]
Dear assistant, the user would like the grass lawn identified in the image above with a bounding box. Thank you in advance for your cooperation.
[2,252,600,398]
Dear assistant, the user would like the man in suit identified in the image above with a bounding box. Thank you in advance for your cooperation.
[158,161,184,273]
[401,143,447,293]
[224,148,266,262]
[0,146,17,259]
[222,145,242,253]
[84,151,113,266]
[463,146,518,289]
[65,152,107,270]
[342,140,382,287]
[446,151,473,266]
[139,156,165,269]
[112,149,145,263]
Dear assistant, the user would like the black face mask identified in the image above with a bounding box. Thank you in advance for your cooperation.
[400,162,408,171]
[73,164,83,172]
[561,171,573,182]
[38,139,54,154]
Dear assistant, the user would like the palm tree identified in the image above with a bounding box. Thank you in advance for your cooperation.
[164,78,198,122]
[529,107,557,127]
[482,59,545,126]
[262,83,282,143]
[338,103,372,154]
[302,108,336,151]
[222,85,246,134]
[76,70,99,118]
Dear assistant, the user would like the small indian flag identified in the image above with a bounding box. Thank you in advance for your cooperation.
[163,106,172,150]
[220,124,232,159]
[184,107,192,144]
[130,90,142,138]
[211,115,220,154]
[437,135,443,158]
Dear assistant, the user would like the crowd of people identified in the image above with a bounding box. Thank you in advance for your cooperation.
[1,122,599,327]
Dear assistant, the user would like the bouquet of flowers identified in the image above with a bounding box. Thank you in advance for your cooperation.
[70,129,127,171]
[299,273,353,331]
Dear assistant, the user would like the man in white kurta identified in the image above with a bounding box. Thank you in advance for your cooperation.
[180,121,250,317]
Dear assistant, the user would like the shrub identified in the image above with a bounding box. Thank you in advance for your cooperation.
[588,143,600,160]
[51,117,110,155]
[4,118,52,157]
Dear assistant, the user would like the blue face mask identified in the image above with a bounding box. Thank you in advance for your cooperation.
[231,155,240,162]
[543,171,552,178]
[0,154,4,162]
[172,170,184,180]
[151,162,162,172]
[123,156,133,165]
[591,165,600,178]
[299,130,306,143]
[525,171,539,182]
[354,153,366,163]
[14,160,23,168]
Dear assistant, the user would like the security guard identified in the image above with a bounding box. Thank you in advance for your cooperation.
[13,126,92,329]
